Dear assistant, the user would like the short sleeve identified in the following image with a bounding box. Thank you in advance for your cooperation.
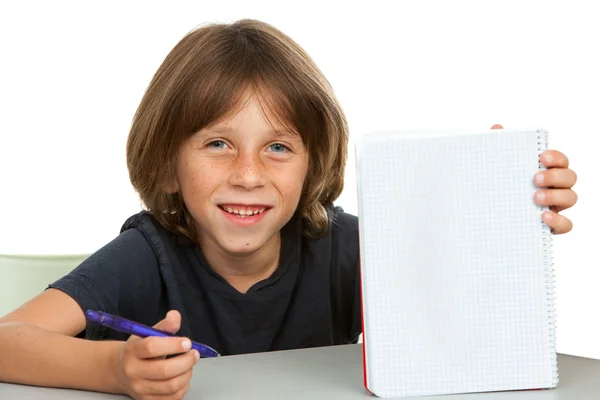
[48,229,160,338]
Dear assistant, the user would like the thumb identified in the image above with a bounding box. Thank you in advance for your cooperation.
[490,124,504,130]
[153,310,182,335]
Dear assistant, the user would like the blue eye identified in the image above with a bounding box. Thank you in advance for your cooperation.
[269,143,288,153]
[208,140,227,149]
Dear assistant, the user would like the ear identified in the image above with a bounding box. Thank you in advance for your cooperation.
[164,178,179,194]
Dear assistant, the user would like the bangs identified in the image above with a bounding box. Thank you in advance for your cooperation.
[169,26,325,149]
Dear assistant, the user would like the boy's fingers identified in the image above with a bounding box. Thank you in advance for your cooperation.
[540,150,569,168]
[139,350,199,380]
[135,336,193,360]
[534,189,578,211]
[542,211,573,234]
[153,310,181,334]
[486,124,574,234]
[534,168,577,189]
[145,369,193,395]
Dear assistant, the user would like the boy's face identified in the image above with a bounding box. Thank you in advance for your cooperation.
[173,94,308,257]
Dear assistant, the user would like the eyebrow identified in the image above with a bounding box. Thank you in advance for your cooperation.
[200,126,300,140]
[270,128,301,140]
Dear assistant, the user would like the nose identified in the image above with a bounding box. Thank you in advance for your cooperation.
[228,151,267,190]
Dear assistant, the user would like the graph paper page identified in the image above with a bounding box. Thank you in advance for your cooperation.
[356,130,557,398]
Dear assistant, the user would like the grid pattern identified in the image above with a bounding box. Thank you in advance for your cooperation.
[355,130,558,398]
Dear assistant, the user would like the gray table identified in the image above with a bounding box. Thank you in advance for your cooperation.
[1,344,599,399]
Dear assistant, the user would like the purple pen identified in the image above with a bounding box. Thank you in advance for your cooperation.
[85,310,219,358]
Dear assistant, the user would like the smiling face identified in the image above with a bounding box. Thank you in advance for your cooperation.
[171,93,309,257]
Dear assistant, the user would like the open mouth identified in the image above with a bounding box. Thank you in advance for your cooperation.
[218,205,270,218]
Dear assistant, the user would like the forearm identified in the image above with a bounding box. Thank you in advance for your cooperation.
[0,322,124,394]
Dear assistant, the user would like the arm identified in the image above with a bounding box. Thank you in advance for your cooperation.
[0,288,123,393]
[1,289,197,400]
[0,228,199,399]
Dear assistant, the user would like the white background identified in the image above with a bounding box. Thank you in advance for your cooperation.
[0,1,598,359]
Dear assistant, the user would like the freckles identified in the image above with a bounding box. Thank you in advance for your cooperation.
[181,162,221,195]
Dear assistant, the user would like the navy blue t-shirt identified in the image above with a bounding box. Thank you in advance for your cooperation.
[49,204,362,356]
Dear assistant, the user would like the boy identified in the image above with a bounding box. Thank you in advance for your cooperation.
[0,19,578,400]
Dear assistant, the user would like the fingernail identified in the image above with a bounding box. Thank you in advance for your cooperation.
[544,153,553,163]
[535,173,545,185]
[543,211,553,221]
[182,339,192,351]
[193,350,200,361]
[536,191,546,202]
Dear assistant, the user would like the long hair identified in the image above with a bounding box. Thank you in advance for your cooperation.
[127,19,348,240]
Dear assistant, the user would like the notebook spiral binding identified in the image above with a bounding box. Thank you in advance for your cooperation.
[537,129,559,386]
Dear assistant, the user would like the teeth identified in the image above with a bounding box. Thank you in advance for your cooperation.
[221,206,267,216]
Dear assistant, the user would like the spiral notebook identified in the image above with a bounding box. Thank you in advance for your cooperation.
[356,129,558,398]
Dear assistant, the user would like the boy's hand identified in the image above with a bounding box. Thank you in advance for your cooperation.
[115,310,199,400]
[491,124,578,234]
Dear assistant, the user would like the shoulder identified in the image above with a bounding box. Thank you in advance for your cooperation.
[120,210,193,257]
[328,204,358,237]
[300,204,359,268]
[326,204,359,256]
[72,224,157,278]
[49,212,164,312]
[86,211,161,268]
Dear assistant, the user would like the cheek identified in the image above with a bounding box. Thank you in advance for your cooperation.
[178,162,219,197]
[281,179,304,199]
[277,163,308,202]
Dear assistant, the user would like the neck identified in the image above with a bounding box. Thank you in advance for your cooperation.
[198,233,281,294]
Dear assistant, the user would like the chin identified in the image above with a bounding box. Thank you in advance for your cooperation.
[218,237,272,256]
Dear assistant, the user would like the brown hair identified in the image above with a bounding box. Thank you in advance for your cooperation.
[126,19,348,241]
